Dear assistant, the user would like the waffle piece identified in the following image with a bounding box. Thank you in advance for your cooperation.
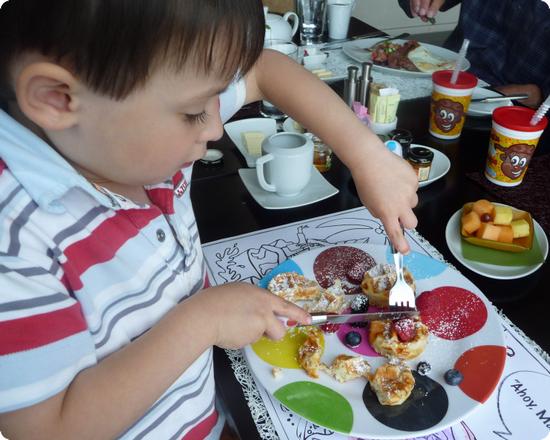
[369,317,429,360]
[297,327,324,378]
[268,272,347,314]
[323,355,371,383]
[268,272,322,301]
[360,264,416,307]
[369,363,415,406]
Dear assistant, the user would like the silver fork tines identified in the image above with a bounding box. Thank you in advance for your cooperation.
[388,240,416,310]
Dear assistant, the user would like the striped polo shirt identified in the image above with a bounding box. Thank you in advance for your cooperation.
[0,79,246,439]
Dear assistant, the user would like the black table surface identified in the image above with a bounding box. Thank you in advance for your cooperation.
[190,18,549,439]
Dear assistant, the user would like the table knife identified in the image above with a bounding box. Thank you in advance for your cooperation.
[284,310,419,327]
[471,94,529,103]
[320,31,387,51]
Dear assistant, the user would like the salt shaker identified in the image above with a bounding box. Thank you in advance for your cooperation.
[343,66,359,108]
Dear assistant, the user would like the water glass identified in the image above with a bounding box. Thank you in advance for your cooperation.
[296,0,327,45]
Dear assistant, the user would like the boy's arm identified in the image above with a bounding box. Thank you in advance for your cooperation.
[0,283,309,439]
[244,50,418,253]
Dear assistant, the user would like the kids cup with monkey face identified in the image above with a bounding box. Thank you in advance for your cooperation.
[0,0,265,188]
[485,106,548,187]
[429,70,478,140]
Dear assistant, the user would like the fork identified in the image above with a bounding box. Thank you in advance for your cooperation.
[388,231,416,310]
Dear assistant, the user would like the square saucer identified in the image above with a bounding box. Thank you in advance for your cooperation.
[238,166,339,209]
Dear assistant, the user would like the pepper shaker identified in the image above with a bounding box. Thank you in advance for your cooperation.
[343,66,359,108]
[358,62,373,107]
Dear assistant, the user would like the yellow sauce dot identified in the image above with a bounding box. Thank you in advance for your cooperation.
[251,327,325,368]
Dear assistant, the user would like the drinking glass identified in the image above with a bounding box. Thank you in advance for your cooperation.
[296,0,327,45]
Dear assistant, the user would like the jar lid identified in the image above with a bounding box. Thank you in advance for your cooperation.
[198,148,224,165]
[408,147,434,164]
[432,70,478,89]
[493,106,548,132]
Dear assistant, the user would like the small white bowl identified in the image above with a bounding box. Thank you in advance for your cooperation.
[303,52,328,70]
[369,118,398,135]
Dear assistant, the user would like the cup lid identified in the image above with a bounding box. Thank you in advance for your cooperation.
[432,70,478,89]
[493,106,548,132]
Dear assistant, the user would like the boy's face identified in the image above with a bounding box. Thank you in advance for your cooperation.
[55,66,228,187]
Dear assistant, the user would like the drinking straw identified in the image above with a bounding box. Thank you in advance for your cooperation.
[450,38,470,84]
[530,94,550,126]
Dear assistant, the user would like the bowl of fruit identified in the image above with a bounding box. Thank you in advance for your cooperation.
[460,199,533,253]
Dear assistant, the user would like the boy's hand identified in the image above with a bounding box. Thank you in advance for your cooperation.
[193,283,311,349]
[350,145,418,254]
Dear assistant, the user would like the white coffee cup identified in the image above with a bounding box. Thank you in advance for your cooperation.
[327,0,356,40]
[256,132,314,197]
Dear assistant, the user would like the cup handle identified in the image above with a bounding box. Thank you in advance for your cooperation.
[256,153,277,192]
[284,12,300,37]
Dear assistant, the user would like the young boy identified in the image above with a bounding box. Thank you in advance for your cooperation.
[0,1,418,438]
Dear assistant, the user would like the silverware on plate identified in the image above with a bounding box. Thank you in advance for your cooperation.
[388,229,416,310]
[285,310,419,327]
[471,94,529,103]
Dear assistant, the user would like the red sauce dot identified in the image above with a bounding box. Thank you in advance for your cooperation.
[417,286,488,340]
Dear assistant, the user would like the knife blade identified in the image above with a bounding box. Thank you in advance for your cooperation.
[285,310,419,327]
[471,94,529,103]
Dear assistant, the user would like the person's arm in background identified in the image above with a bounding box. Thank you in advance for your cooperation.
[494,84,542,109]
[244,50,419,254]
[397,0,460,22]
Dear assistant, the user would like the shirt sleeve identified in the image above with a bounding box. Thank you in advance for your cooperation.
[219,77,247,124]
[0,247,97,413]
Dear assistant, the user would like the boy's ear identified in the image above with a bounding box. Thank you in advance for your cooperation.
[15,62,81,131]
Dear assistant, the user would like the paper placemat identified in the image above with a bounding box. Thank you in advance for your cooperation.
[203,207,550,440]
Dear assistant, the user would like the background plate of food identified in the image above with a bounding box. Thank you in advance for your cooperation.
[342,38,470,78]
[243,243,506,439]
[446,202,548,279]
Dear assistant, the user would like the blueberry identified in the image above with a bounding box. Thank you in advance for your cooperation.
[350,295,369,313]
[416,361,431,376]
[444,368,464,386]
[345,331,362,348]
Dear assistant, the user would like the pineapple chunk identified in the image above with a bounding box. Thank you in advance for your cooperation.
[511,219,530,238]
[241,131,265,156]
[472,199,494,217]
[493,206,513,225]
[476,223,501,241]
[461,210,481,235]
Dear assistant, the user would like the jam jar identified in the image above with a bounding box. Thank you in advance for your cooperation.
[408,146,434,182]
[312,136,333,172]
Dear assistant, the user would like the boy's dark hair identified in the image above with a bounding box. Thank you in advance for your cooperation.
[0,0,265,101]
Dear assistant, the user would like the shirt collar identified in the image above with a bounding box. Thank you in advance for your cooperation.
[0,109,114,213]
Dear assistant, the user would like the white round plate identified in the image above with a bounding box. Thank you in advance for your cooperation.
[342,38,471,78]
[445,208,549,279]
[244,243,506,439]
[414,145,451,188]
[467,87,513,117]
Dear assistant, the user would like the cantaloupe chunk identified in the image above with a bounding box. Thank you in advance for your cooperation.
[461,210,481,235]
[498,225,514,243]
[511,219,530,238]
[476,223,501,241]
[472,199,494,217]
[493,206,513,225]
